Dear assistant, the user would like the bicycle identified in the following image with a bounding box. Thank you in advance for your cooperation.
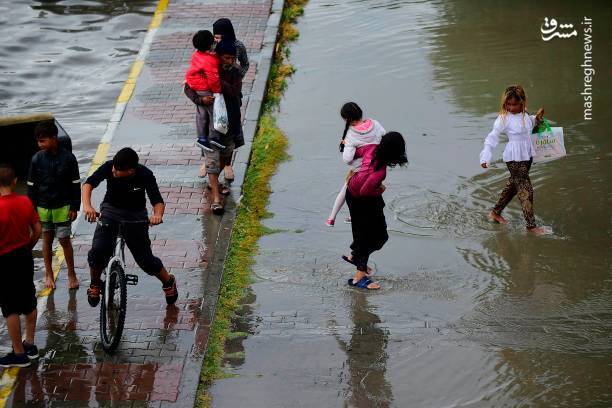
[96,215,150,352]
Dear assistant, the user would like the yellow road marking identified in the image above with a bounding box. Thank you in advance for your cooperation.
[88,142,111,176]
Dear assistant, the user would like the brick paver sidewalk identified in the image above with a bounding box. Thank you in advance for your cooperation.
[0,0,281,406]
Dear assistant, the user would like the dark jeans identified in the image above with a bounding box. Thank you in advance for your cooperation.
[493,159,536,228]
[87,218,163,276]
[345,190,389,272]
[195,91,221,141]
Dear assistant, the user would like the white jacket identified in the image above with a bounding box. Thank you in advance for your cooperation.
[342,119,385,167]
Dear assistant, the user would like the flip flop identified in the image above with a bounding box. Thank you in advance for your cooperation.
[211,202,224,215]
[342,255,373,276]
[348,277,379,290]
[342,255,355,265]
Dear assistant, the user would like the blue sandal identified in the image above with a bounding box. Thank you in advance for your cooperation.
[348,277,379,290]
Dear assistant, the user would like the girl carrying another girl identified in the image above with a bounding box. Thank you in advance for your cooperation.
[480,84,545,234]
[326,102,386,226]
[343,131,408,290]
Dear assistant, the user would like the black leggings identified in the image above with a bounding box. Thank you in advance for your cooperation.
[493,159,536,229]
[345,190,389,272]
[88,219,163,276]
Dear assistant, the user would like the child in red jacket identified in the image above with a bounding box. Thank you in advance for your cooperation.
[184,30,224,152]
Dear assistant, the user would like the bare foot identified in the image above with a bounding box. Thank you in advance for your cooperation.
[223,165,234,182]
[68,277,80,290]
[366,281,380,289]
[45,276,56,289]
[350,277,380,290]
[350,271,380,290]
[527,226,546,235]
[198,164,207,178]
[488,211,508,225]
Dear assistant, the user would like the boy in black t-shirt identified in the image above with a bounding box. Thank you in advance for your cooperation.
[27,120,81,290]
[81,148,178,306]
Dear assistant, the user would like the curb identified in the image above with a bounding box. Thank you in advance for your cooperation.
[231,0,284,189]
[185,1,286,404]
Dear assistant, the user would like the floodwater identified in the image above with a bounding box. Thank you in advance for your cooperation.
[210,0,612,407]
[1,0,157,168]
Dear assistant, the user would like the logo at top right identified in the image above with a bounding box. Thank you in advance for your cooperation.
[540,17,577,41]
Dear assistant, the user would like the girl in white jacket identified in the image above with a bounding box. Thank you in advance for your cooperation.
[326,102,385,226]
[480,85,545,233]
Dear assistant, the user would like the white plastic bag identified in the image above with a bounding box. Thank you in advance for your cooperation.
[531,119,566,163]
[213,93,229,135]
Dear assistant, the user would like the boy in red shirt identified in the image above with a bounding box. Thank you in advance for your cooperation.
[184,30,224,152]
[0,164,42,367]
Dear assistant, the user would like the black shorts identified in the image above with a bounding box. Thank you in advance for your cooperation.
[87,218,163,276]
[0,246,37,318]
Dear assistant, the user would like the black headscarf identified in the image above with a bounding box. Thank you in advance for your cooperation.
[213,18,236,41]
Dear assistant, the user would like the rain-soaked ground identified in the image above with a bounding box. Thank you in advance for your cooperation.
[209,0,612,406]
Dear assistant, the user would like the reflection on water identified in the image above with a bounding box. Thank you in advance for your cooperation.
[334,292,392,407]
[0,0,157,167]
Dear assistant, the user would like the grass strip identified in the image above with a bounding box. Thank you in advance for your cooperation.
[195,1,307,406]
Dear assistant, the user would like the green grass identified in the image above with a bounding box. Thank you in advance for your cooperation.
[194,1,307,406]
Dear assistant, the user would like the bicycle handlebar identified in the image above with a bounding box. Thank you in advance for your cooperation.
[94,212,163,225]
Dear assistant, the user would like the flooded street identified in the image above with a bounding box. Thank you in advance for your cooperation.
[211,0,612,406]
[1,0,157,168]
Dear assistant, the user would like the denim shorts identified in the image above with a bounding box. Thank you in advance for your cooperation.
[41,221,72,239]
[204,141,235,175]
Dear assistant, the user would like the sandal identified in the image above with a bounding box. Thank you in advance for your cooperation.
[223,165,235,182]
[211,202,224,215]
[348,277,379,290]
[87,283,101,307]
[341,255,373,276]
[206,184,230,195]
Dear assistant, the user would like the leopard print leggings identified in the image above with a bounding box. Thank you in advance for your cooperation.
[492,159,536,229]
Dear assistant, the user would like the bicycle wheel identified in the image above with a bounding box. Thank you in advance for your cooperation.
[100,263,127,352]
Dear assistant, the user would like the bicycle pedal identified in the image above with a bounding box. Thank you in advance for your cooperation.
[126,274,139,285]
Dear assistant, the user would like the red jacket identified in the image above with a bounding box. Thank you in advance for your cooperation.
[347,144,386,197]
[185,51,221,93]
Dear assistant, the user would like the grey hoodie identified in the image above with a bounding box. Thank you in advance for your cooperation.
[342,119,386,169]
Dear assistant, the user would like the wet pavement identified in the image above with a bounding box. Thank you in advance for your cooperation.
[209,1,612,407]
[0,0,280,406]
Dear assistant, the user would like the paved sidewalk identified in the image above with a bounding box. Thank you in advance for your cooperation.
[0,0,282,406]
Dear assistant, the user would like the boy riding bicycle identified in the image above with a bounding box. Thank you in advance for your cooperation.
[82,148,178,306]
